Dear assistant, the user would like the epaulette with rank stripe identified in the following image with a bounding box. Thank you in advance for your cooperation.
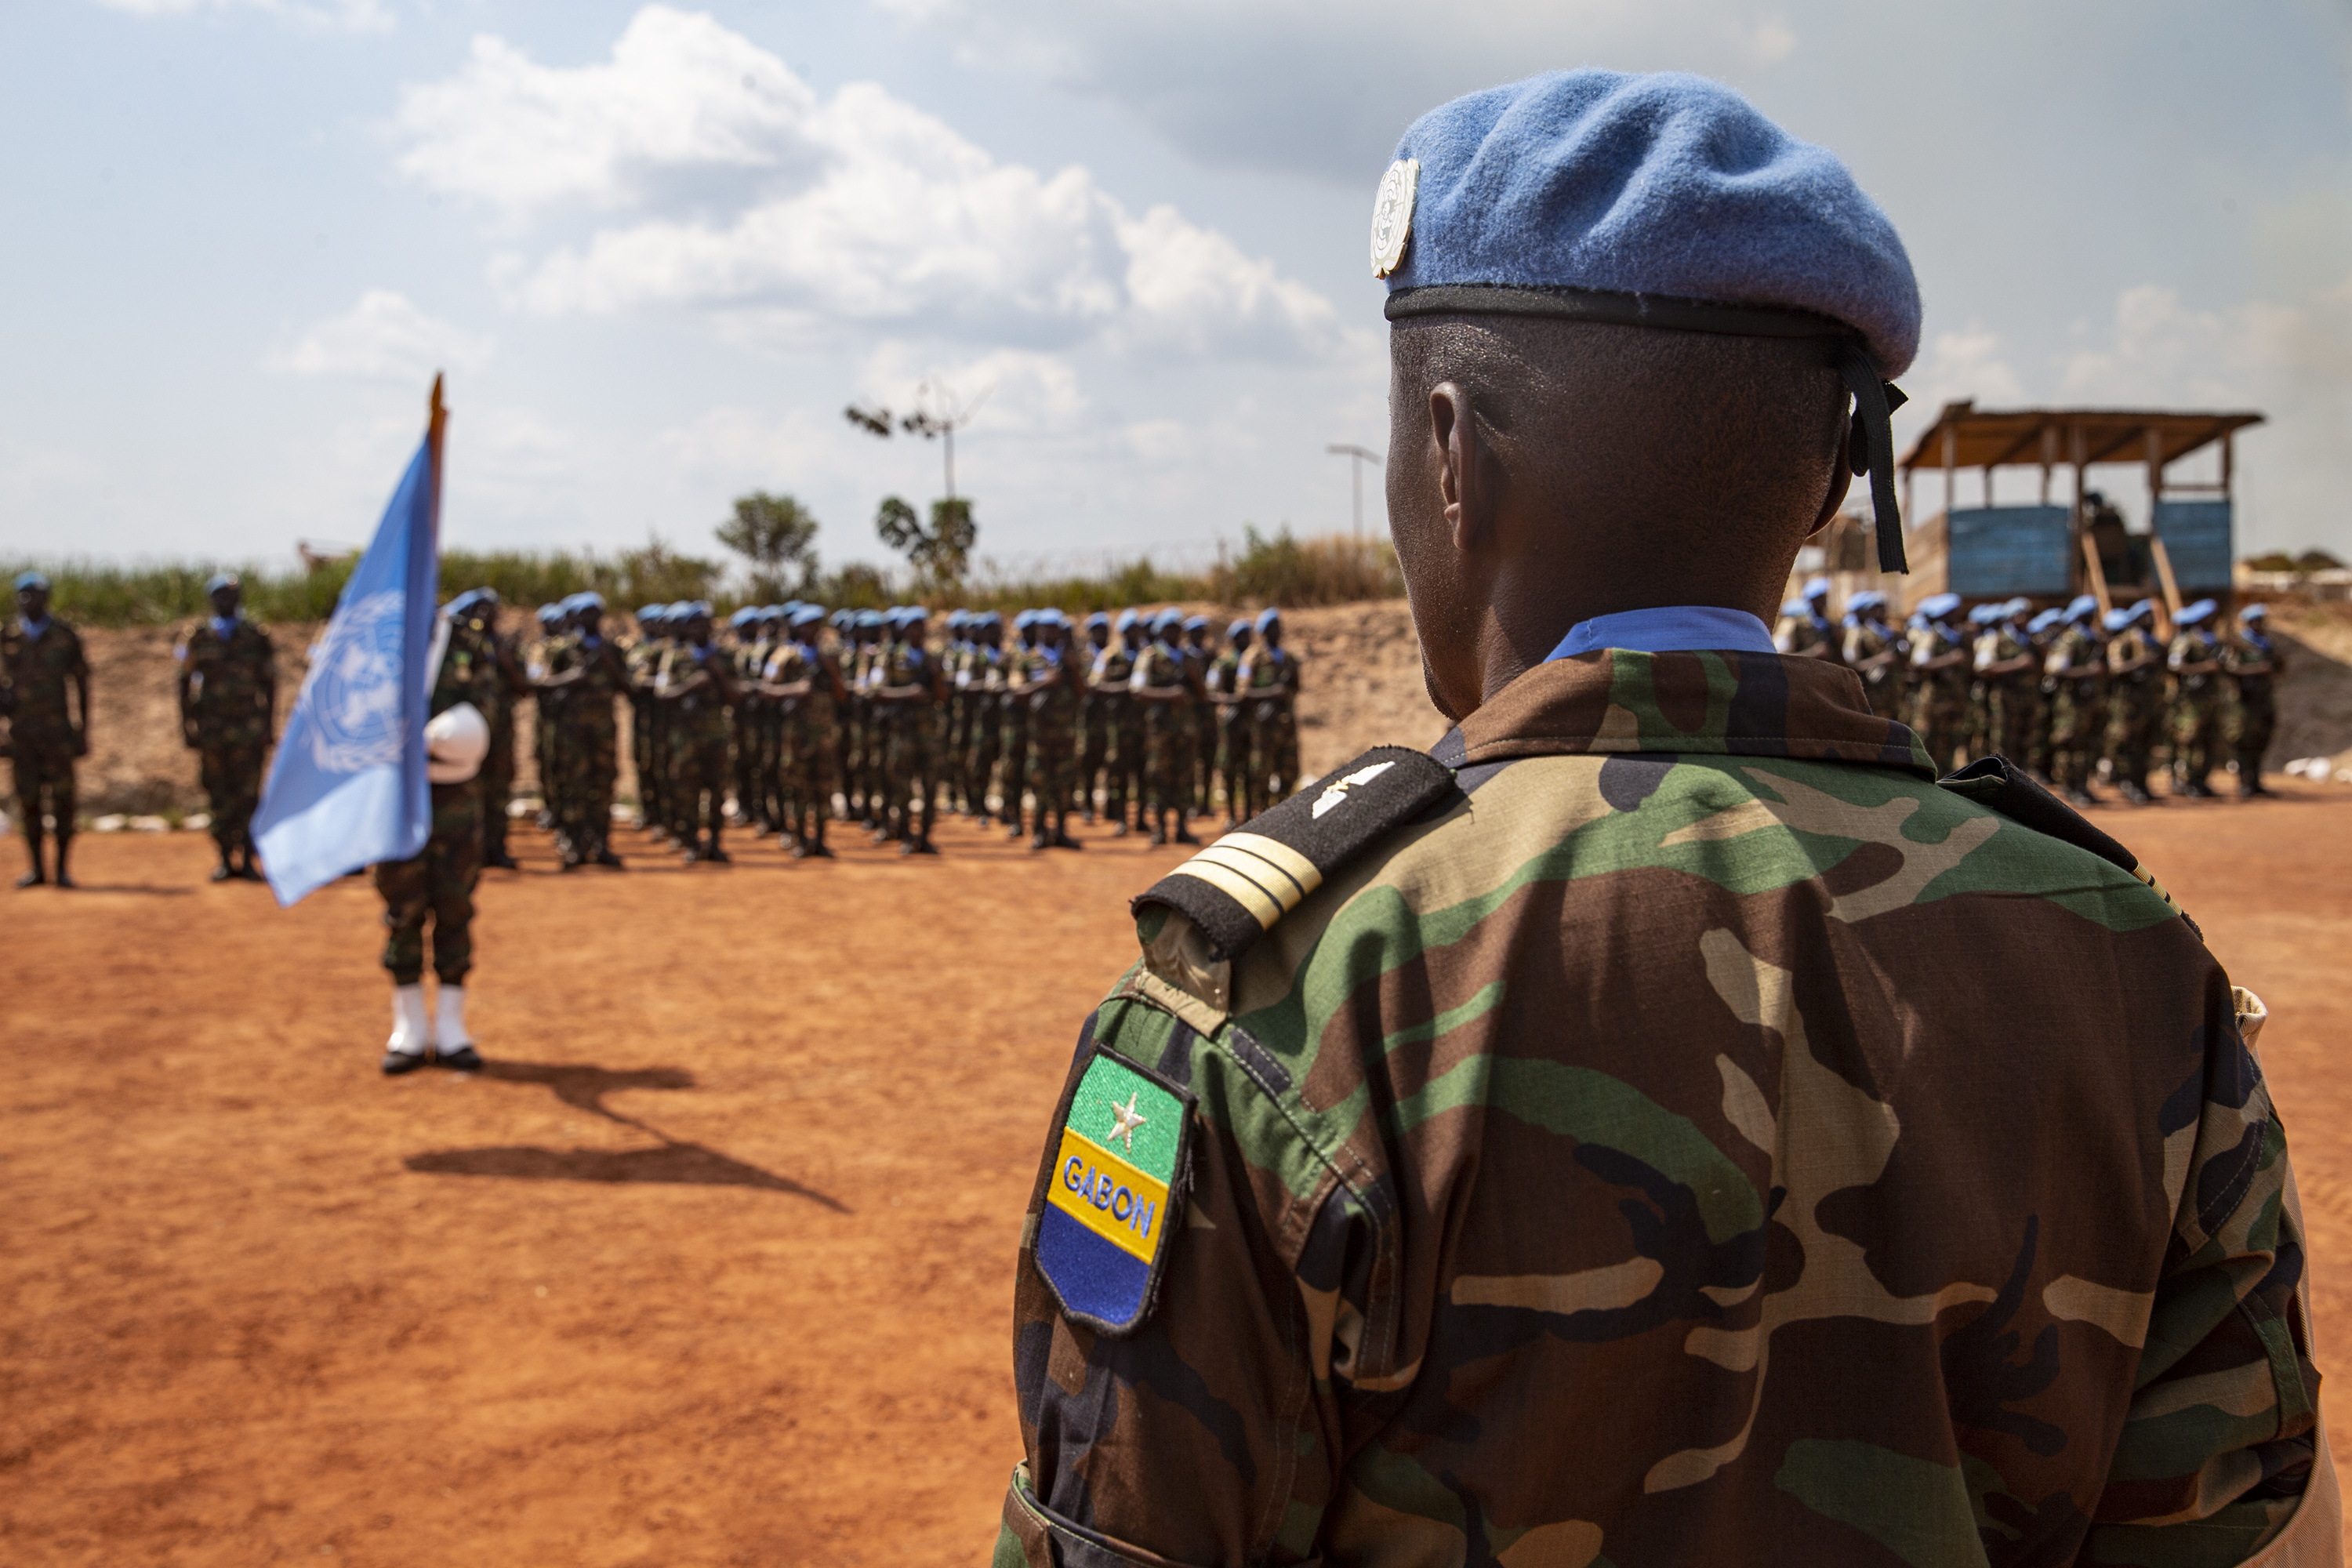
[1939,756,2201,938]
[1133,745,1458,962]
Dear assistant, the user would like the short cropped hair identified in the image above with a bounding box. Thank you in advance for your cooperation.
[1389,314,1849,565]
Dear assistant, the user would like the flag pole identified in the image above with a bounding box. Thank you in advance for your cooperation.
[426,372,447,550]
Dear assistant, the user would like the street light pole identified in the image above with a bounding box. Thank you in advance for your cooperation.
[1326,444,1383,538]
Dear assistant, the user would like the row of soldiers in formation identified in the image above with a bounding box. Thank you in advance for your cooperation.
[1776,578,2285,806]
[520,595,1305,865]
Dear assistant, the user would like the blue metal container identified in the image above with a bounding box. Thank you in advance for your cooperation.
[2152,499,2233,592]
[1946,505,2074,597]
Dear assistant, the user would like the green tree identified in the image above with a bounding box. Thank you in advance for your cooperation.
[717,491,821,602]
[874,494,978,589]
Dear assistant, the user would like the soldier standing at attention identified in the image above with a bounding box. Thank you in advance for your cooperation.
[966,612,1005,826]
[1181,615,1216,815]
[378,602,497,1075]
[531,601,569,834]
[1905,592,1969,773]
[2225,602,2282,798]
[655,602,739,863]
[996,71,2329,1568]
[2166,598,2224,799]
[1973,597,2037,764]
[1019,610,1083,851]
[1128,608,1202,847]
[1076,612,1113,823]
[467,589,529,871]
[1240,605,1301,804]
[2043,594,2108,806]
[1207,617,1254,824]
[758,603,840,857]
[997,611,1039,840]
[1093,609,1144,835]
[175,572,275,882]
[624,604,667,844]
[943,609,975,815]
[1836,589,1900,717]
[2,572,91,889]
[725,608,765,835]
[2104,600,2164,804]
[536,592,630,869]
[2021,606,2062,779]
[873,605,945,854]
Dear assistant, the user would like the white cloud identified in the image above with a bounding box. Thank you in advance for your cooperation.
[394,7,1341,360]
[267,290,493,382]
[93,0,390,30]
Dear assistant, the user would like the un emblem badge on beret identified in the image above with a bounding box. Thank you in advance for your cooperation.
[1370,157,1418,278]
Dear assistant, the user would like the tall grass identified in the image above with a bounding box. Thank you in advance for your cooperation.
[5,528,1403,628]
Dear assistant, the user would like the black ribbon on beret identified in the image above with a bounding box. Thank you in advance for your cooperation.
[1388,282,1911,572]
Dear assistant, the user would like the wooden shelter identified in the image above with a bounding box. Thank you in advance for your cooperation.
[1880,403,2263,622]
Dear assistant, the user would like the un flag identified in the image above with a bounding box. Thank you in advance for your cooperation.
[252,394,444,906]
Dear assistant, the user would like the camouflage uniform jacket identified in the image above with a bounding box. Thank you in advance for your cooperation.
[1001,648,2329,1568]
[1840,619,1903,714]
[655,642,732,743]
[176,616,274,746]
[2168,630,2223,698]
[2,616,90,742]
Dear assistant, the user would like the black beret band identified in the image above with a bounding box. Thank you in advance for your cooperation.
[1384,282,1852,342]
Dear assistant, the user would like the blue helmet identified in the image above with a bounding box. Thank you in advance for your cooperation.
[1083,611,1110,630]
[1966,601,2003,626]
[1780,600,1809,619]
[2102,607,2133,633]
[975,610,1001,630]
[1918,592,1961,622]
[2241,602,2268,623]
[2027,608,2062,635]
[1228,618,1253,639]
[1034,608,1066,629]
[1256,606,1283,632]
[2176,598,2217,628]
[1846,589,1886,615]
[2064,594,2099,624]
[855,608,884,629]
[790,604,826,628]
[535,602,564,626]
[444,589,481,616]
[204,572,238,595]
[1113,608,1139,633]
[1152,608,1184,636]
[1802,576,1830,602]
[14,569,51,593]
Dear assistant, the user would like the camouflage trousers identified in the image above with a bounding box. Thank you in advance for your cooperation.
[668,728,730,840]
[8,733,76,838]
[999,714,1030,819]
[376,785,482,985]
[883,709,941,839]
[1249,700,1299,802]
[2045,684,2105,795]
[1908,695,1967,776]
[558,717,618,851]
[1028,738,1076,826]
[1141,705,1192,814]
[2229,692,2276,780]
[786,710,837,817]
[2106,680,2160,786]
[1097,712,1141,826]
[2170,690,2220,787]
[1984,683,2035,768]
[198,739,266,854]
[483,705,516,855]
[1216,707,1254,819]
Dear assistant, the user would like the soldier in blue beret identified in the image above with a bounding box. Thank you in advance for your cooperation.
[5,568,91,887]
[2223,603,2282,798]
[996,69,2328,1568]
[175,569,277,882]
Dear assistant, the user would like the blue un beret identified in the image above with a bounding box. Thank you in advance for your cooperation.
[1228,618,1252,639]
[205,572,238,594]
[1378,70,1922,571]
[1380,71,1920,376]
[2177,598,2216,629]
[15,570,51,593]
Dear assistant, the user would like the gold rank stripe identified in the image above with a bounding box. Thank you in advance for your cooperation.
[1167,832,1324,932]
[1047,1126,1170,1263]
[2129,859,2186,918]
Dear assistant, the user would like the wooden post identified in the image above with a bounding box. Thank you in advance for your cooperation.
[1943,423,1957,517]
[2039,424,2056,505]
[2221,432,2234,499]
[2150,535,2183,623]
[2080,532,2113,616]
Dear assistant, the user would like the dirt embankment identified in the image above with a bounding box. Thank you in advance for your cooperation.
[34,601,2350,817]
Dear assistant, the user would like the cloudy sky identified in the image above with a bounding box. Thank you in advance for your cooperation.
[3,0,2348,575]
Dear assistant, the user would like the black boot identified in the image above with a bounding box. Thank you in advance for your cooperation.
[16,832,45,888]
[52,833,75,889]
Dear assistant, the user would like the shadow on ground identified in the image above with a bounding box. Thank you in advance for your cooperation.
[402,1058,847,1209]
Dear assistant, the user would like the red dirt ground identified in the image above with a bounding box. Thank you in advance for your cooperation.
[5,784,2351,1565]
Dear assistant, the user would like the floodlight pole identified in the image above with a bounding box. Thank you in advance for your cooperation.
[1327,444,1383,538]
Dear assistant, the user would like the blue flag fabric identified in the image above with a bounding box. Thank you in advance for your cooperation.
[252,436,440,906]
